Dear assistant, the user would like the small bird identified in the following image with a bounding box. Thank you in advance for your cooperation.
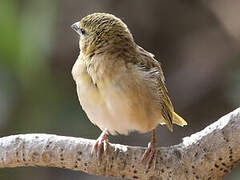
[71,13,187,168]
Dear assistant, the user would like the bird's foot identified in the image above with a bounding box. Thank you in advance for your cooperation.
[141,129,157,169]
[91,129,109,158]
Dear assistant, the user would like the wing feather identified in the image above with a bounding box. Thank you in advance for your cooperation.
[135,45,174,131]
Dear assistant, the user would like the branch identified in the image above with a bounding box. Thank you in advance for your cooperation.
[0,108,240,179]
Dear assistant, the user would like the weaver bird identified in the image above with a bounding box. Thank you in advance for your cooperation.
[71,13,187,168]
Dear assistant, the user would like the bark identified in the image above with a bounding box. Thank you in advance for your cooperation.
[0,108,240,179]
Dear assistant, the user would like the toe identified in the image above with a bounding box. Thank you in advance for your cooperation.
[146,148,156,169]
[91,141,99,154]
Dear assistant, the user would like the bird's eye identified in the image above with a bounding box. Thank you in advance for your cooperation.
[80,28,86,35]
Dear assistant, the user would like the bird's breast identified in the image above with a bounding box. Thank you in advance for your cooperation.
[72,54,163,135]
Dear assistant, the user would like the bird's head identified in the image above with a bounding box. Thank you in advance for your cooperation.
[71,13,135,56]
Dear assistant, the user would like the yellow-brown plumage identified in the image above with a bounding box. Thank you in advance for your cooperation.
[71,13,187,165]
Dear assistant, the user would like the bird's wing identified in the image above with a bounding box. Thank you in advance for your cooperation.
[136,45,174,131]
[135,46,165,82]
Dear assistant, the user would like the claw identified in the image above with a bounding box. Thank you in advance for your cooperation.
[91,129,109,158]
[141,129,157,169]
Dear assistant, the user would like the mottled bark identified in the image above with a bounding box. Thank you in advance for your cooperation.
[0,108,240,179]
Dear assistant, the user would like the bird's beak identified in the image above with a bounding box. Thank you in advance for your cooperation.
[71,22,80,35]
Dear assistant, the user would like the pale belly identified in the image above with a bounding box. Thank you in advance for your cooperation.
[72,57,162,135]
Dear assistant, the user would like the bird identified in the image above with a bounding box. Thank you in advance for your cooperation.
[71,13,187,168]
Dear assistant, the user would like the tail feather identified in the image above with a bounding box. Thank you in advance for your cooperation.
[172,112,187,126]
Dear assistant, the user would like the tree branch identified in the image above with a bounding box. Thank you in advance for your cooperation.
[0,108,240,179]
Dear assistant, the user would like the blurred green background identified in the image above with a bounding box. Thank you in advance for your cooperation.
[0,0,240,179]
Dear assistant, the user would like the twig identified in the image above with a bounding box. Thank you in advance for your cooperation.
[0,108,240,179]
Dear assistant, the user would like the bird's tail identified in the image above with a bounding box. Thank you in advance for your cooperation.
[172,112,187,126]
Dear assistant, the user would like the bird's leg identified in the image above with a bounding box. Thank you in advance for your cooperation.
[91,129,109,158]
[141,129,157,169]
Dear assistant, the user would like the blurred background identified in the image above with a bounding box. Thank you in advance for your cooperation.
[0,0,239,179]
